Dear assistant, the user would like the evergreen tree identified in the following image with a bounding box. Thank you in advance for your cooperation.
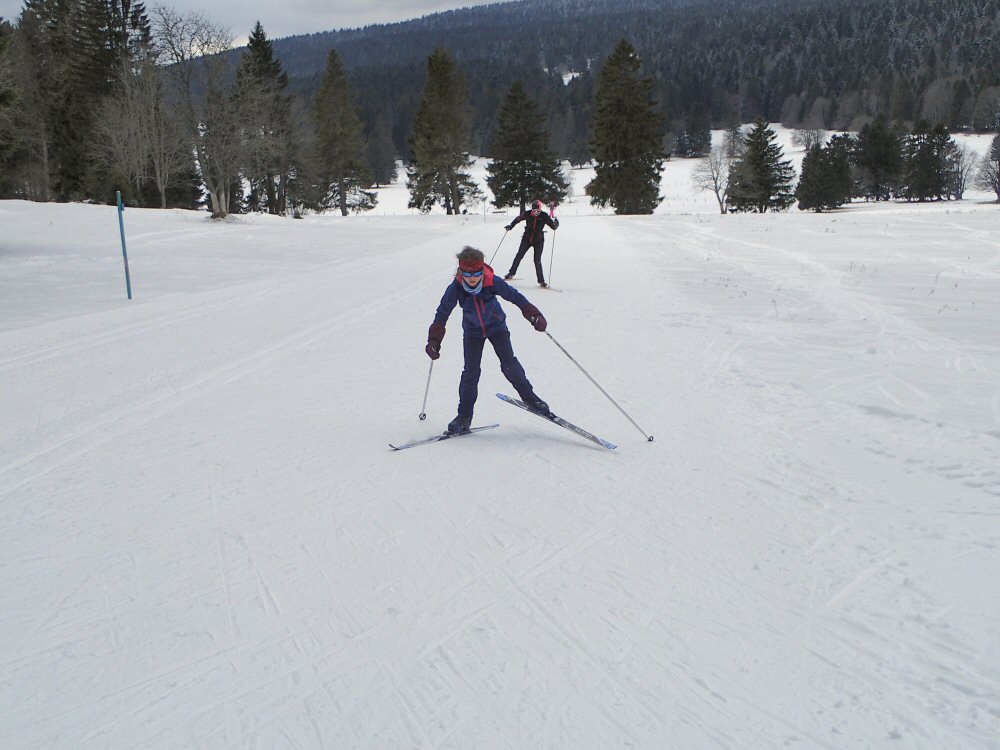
[366,109,398,187]
[407,47,482,214]
[485,80,568,213]
[0,19,14,131]
[795,143,826,212]
[728,118,795,212]
[685,105,712,156]
[312,48,376,215]
[973,133,1000,201]
[673,129,692,158]
[9,0,152,201]
[17,0,91,199]
[237,21,292,214]
[107,0,151,68]
[900,121,959,201]
[795,133,853,211]
[587,39,665,214]
[853,115,903,201]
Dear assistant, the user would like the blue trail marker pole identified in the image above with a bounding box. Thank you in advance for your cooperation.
[116,190,133,300]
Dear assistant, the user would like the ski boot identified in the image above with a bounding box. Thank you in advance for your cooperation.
[446,415,472,435]
[525,398,553,418]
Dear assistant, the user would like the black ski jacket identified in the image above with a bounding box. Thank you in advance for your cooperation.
[508,209,558,243]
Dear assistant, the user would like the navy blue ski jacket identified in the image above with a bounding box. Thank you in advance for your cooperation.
[430,265,541,341]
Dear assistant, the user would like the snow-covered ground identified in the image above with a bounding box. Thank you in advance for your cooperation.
[2,134,1000,748]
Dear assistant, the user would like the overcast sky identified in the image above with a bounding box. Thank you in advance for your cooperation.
[0,1,500,41]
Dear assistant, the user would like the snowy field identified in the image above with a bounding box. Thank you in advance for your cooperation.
[2,133,1000,749]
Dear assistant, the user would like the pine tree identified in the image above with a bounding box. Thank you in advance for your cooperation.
[366,109,398,187]
[795,134,853,211]
[587,39,665,214]
[727,118,795,212]
[312,48,375,215]
[407,47,482,214]
[10,0,152,201]
[795,143,826,211]
[237,21,292,214]
[485,80,568,213]
[0,20,14,129]
[107,0,151,68]
[973,133,1000,201]
[853,115,903,201]
[900,121,958,202]
[685,105,712,157]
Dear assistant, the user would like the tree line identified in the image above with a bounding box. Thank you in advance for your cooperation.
[1,3,999,218]
[263,0,1000,165]
[0,3,662,216]
[696,117,1000,214]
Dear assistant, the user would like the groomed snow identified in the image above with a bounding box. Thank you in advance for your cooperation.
[2,134,999,748]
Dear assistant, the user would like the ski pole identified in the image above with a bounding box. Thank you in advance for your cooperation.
[547,202,557,285]
[418,360,434,420]
[545,331,654,442]
[488,227,510,266]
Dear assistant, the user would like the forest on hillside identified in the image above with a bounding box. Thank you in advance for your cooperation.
[266,0,1000,161]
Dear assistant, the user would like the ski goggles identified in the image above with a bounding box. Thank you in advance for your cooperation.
[461,270,484,279]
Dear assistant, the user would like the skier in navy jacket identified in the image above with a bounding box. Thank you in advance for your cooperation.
[504,199,559,287]
[426,246,552,435]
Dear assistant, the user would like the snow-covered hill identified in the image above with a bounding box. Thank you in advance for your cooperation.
[2,146,999,748]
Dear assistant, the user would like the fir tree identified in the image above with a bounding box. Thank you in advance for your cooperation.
[407,47,482,214]
[312,48,375,215]
[236,21,292,214]
[973,133,1000,201]
[685,105,712,157]
[795,134,853,211]
[853,115,903,201]
[366,109,398,187]
[795,143,826,211]
[485,80,568,213]
[107,0,151,68]
[587,39,665,214]
[727,118,795,213]
[900,121,959,202]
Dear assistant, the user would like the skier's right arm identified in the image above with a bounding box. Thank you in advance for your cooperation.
[426,285,458,359]
[505,212,524,232]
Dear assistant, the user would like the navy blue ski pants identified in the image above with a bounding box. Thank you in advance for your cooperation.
[458,331,536,419]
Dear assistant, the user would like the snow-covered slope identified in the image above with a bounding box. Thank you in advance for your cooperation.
[2,156,999,748]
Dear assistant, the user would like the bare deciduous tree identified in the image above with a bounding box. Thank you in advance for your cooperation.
[948,143,978,200]
[791,128,826,151]
[93,57,191,207]
[153,7,260,217]
[692,145,731,214]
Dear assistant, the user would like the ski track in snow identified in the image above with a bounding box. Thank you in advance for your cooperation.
[2,197,1000,749]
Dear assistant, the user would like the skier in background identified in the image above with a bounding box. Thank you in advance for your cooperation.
[426,246,551,435]
[504,200,559,288]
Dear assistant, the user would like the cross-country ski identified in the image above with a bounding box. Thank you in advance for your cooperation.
[496,393,617,450]
[389,423,499,451]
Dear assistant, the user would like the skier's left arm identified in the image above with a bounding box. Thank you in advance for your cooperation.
[545,212,559,230]
[495,278,547,331]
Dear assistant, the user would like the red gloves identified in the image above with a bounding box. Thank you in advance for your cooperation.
[522,304,547,332]
[426,322,445,359]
